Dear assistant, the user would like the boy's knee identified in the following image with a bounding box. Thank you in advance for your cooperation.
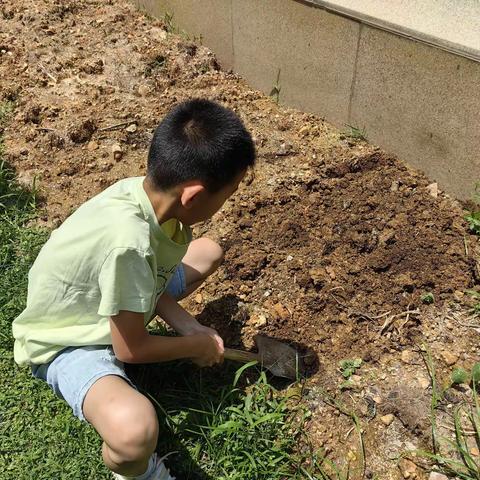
[202,238,224,275]
[108,402,159,463]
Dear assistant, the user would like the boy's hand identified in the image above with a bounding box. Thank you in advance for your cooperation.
[183,322,224,352]
[191,332,224,367]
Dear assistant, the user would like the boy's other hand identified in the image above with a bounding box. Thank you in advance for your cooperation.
[191,331,224,367]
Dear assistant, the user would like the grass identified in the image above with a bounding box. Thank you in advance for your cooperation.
[465,183,480,236]
[0,103,328,479]
[407,347,480,479]
[269,69,281,104]
[341,125,368,142]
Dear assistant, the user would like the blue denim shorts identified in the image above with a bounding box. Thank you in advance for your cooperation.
[31,264,186,422]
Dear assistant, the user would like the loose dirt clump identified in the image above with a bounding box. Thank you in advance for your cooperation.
[2,0,479,478]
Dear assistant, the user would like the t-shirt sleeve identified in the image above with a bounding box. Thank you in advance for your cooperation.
[97,247,155,317]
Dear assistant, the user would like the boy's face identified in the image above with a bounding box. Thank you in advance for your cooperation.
[180,170,246,225]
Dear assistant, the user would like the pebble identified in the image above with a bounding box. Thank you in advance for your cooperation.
[398,458,417,478]
[426,182,439,198]
[125,123,137,133]
[272,303,289,321]
[441,351,458,366]
[453,290,464,301]
[254,314,267,327]
[195,293,203,304]
[417,376,430,390]
[111,144,123,161]
[429,473,448,480]
[401,349,415,364]
[380,414,394,426]
[87,140,98,151]
[137,85,150,97]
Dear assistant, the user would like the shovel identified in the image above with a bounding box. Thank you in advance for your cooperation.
[224,335,303,380]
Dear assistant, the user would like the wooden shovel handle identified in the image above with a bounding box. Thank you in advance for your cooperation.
[224,348,259,364]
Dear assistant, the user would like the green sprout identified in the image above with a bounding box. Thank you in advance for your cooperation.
[339,358,362,379]
[421,292,435,304]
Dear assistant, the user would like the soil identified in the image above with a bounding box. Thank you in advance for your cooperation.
[2,0,480,478]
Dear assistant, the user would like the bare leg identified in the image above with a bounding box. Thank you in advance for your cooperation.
[178,237,223,299]
[83,375,159,477]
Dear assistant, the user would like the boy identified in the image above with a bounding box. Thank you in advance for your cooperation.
[12,99,256,480]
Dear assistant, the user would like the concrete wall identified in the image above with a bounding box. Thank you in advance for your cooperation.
[133,0,480,200]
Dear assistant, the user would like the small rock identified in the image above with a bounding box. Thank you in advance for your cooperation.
[391,180,400,192]
[254,314,267,327]
[429,473,448,480]
[471,447,479,456]
[194,293,203,304]
[325,265,336,280]
[272,303,289,321]
[380,414,394,426]
[441,351,458,366]
[401,349,415,364]
[398,458,417,478]
[417,376,430,390]
[125,123,137,133]
[426,182,439,198]
[111,144,123,161]
[87,140,98,151]
[453,290,464,301]
[137,85,150,97]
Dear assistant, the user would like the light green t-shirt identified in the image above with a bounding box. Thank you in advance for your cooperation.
[12,177,191,365]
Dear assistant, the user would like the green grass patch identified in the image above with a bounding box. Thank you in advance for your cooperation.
[410,348,480,479]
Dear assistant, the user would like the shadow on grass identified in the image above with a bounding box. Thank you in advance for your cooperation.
[127,295,320,479]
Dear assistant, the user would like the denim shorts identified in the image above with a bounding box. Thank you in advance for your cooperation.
[31,264,186,422]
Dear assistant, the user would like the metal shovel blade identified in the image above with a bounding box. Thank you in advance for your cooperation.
[254,335,303,380]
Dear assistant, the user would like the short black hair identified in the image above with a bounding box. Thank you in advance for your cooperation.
[147,99,255,192]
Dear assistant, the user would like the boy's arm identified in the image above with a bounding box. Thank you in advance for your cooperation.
[109,310,222,366]
[155,293,223,352]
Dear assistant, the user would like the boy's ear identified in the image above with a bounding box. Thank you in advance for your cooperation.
[180,182,205,209]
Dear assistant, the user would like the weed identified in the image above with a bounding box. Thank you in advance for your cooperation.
[163,11,177,34]
[451,368,471,386]
[413,349,480,479]
[341,124,368,142]
[339,358,362,380]
[466,290,480,314]
[465,183,480,236]
[161,12,200,41]
[269,69,281,104]
[421,292,435,304]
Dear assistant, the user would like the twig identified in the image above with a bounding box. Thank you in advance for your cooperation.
[464,236,469,256]
[36,127,61,133]
[98,121,136,132]
[329,292,348,309]
[38,63,57,83]
[439,422,477,436]
[456,321,480,329]
[380,309,420,335]
[350,310,391,321]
